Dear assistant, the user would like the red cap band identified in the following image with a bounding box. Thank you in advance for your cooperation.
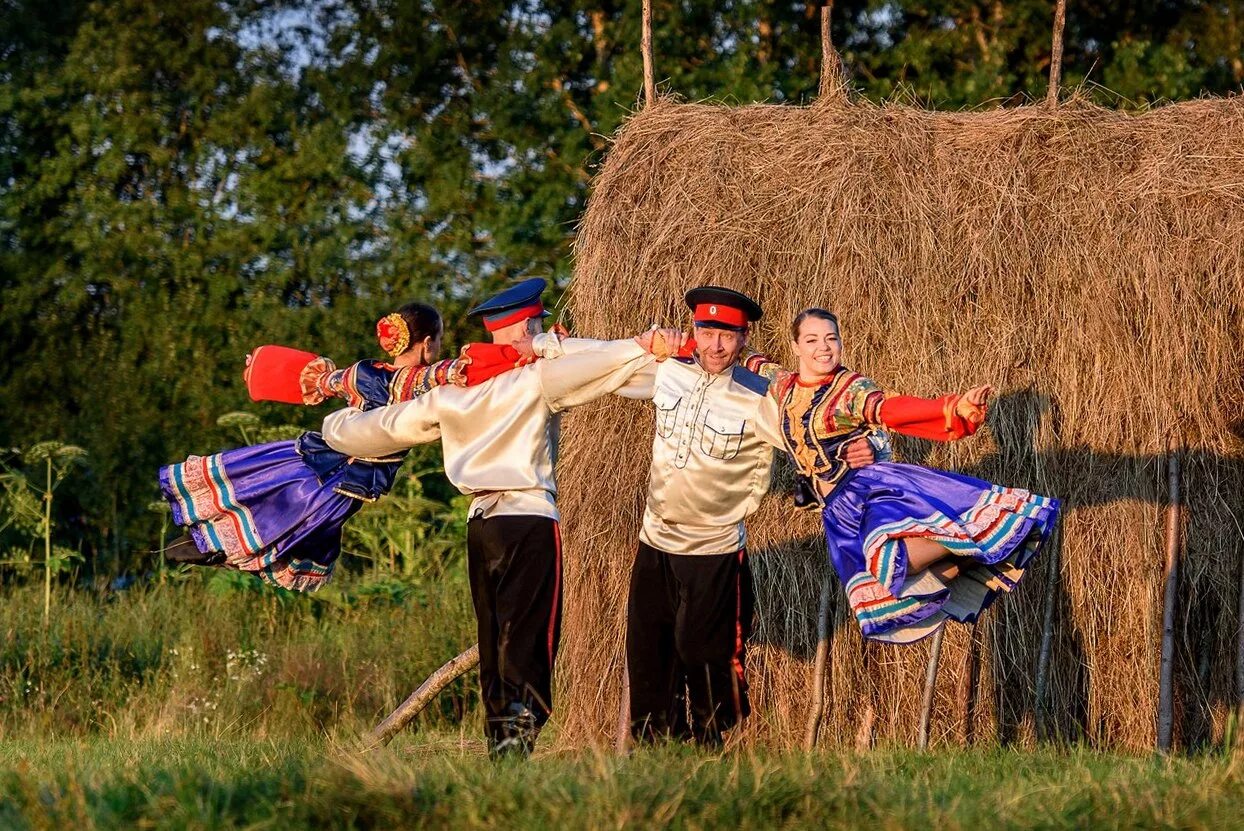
[483,302,545,332]
[693,303,748,328]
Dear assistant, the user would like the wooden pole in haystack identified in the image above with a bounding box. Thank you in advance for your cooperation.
[641,0,655,107]
[960,618,982,745]
[1046,0,1068,109]
[804,569,834,749]
[1157,438,1182,753]
[616,657,631,753]
[1237,541,1244,748]
[818,3,847,101]
[367,644,480,749]
[1034,524,1062,741]
[917,625,946,750]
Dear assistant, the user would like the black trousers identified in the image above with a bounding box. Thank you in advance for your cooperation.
[626,541,754,745]
[467,514,562,745]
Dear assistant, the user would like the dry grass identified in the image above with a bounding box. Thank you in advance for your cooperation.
[553,94,1244,751]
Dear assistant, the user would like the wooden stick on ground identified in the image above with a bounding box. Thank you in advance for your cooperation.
[1046,0,1068,109]
[804,569,834,749]
[367,644,480,749]
[917,625,946,750]
[1158,438,1182,753]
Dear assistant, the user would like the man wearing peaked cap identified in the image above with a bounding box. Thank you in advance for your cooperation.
[468,277,553,335]
[532,284,878,746]
[684,286,763,332]
[321,278,680,757]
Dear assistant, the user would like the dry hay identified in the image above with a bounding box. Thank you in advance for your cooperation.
[551,94,1244,752]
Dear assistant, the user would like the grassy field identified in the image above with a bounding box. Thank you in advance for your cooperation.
[2,577,1243,829]
[2,737,1243,829]
[0,571,476,740]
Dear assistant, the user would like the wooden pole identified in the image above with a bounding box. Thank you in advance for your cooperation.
[1046,0,1068,109]
[917,625,946,750]
[1034,524,1061,741]
[368,644,480,749]
[616,657,632,753]
[818,3,846,101]
[642,0,656,107]
[1157,440,1182,753]
[1237,538,1244,748]
[960,618,982,745]
[804,570,835,749]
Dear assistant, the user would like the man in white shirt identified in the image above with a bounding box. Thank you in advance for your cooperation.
[534,287,874,746]
[321,278,674,756]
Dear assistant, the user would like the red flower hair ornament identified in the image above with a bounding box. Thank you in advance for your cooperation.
[376,313,411,358]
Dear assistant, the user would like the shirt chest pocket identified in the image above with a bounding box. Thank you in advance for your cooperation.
[653,387,682,439]
[700,410,746,460]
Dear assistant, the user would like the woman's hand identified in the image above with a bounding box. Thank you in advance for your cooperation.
[636,327,687,360]
[955,385,993,423]
[767,368,793,400]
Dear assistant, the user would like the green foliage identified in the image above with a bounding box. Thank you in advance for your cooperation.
[342,467,469,582]
[3,1,1243,572]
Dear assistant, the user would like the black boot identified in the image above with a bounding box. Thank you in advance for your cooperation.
[487,702,539,759]
[163,533,226,566]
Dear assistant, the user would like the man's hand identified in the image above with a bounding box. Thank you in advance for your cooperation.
[955,384,993,423]
[843,436,875,469]
[512,332,536,361]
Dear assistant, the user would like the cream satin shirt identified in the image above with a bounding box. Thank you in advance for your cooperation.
[321,337,653,521]
[539,336,786,556]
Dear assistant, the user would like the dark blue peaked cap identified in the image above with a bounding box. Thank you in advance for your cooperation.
[468,277,552,331]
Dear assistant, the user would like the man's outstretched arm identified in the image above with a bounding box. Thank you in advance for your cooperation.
[321,387,444,457]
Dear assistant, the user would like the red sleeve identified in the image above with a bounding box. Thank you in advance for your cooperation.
[878,394,982,442]
[459,343,534,385]
[244,345,321,404]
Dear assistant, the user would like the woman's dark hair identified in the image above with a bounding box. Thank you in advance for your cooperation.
[790,308,840,341]
[395,301,442,351]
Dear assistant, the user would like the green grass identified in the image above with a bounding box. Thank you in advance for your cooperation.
[1,576,1242,829]
[0,571,476,741]
[1,737,1242,829]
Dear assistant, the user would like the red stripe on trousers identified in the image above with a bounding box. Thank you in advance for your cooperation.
[732,549,745,684]
[548,522,562,666]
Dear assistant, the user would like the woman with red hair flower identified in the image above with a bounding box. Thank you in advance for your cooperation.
[158,302,530,591]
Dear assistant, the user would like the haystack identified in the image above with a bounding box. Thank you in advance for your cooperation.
[552,95,1244,751]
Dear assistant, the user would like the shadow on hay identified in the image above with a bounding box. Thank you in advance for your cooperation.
[745,389,1242,749]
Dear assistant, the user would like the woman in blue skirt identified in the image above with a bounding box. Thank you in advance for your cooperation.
[159,303,527,591]
[770,308,1059,643]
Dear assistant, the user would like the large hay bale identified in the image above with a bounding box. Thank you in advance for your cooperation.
[553,96,1244,752]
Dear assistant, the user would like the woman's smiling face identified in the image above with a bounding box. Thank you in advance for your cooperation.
[792,315,842,378]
